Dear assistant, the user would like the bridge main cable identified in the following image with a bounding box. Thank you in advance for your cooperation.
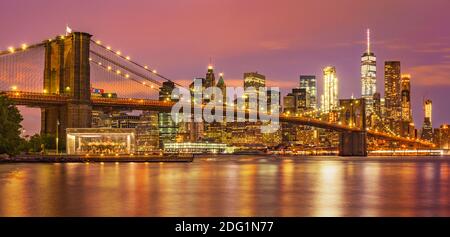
[0,42,46,57]
[90,39,183,87]
[89,57,160,91]
[90,50,163,88]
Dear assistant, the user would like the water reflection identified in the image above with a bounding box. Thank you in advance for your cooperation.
[0,157,449,216]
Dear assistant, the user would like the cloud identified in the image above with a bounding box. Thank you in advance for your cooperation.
[408,63,450,86]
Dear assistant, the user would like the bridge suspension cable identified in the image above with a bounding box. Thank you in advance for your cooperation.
[0,42,45,57]
[89,50,162,89]
[0,44,45,93]
[89,57,159,92]
[90,39,183,87]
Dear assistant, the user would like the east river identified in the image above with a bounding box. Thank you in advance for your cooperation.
[0,156,449,216]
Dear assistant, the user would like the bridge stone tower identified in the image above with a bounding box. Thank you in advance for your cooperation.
[338,98,368,156]
[41,32,92,148]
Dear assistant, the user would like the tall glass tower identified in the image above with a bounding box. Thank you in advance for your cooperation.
[321,66,339,113]
[300,75,317,110]
[361,29,377,115]
[421,99,433,141]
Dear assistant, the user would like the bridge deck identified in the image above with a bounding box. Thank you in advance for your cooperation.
[1,91,434,147]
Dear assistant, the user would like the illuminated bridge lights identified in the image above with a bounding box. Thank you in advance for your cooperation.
[90,38,164,80]
[88,57,160,91]
[2,90,433,147]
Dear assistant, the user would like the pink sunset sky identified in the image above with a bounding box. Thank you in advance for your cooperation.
[0,0,449,135]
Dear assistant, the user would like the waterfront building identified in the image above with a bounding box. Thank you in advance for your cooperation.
[111,113,141,128]
[361,29,377,115]
[299,75,317,109]
[321,66,339,113]
[164,142,234,154]
[421,99,433,141]
[66,128,136,155]
[384,61,402,134]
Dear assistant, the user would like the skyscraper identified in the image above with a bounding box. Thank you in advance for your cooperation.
[244,72,266,109]
[421,99,433,141]
[361,29,377,115]
[205,65,216,89]
[159,80,176,102]
[216,72,226,102]
[283,88,309,114]
[384,61,402,134]
[321,66,339,113]
[401,74,412,122]
[159,81,179,147]
[244,72,266,90]
[299,75,317,110]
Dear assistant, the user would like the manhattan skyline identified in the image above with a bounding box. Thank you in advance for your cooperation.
[1,0,449,134]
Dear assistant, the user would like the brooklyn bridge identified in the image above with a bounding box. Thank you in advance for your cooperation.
[0,32,434,156]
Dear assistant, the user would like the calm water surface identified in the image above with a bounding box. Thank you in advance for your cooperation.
[1,156,449,217]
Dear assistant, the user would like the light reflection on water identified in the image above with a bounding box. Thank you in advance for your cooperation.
[0,156,449,217]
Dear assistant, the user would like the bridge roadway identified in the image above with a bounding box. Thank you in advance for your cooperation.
[1,91,434,147]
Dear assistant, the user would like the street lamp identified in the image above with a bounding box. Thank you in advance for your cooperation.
[56,120,60,155]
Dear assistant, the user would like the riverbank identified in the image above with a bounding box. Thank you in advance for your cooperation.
[1,153,448,163]
[194,154,450,162]
[0,154,193,163]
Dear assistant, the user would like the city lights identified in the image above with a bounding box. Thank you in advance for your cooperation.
[0,30,444,159]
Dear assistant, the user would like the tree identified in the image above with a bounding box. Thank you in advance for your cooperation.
[26,133,56,153]
[0,94,24,156]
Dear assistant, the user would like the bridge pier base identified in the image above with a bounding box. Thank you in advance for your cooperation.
[41,103,92,150]
[338,131,368,157]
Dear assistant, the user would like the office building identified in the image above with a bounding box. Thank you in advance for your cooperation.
[384,61,402,134]
[159,81,179,147]
[361,29,377,115]
[244,72,266,91]
[401,74,412,122]
[300,75,317,109]
[421,99,433,141]
[321,66,339,113]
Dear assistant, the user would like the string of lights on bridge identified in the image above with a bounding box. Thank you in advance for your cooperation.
[90,39,182,87]
[0,42,46,57]
[89,57,160,92]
